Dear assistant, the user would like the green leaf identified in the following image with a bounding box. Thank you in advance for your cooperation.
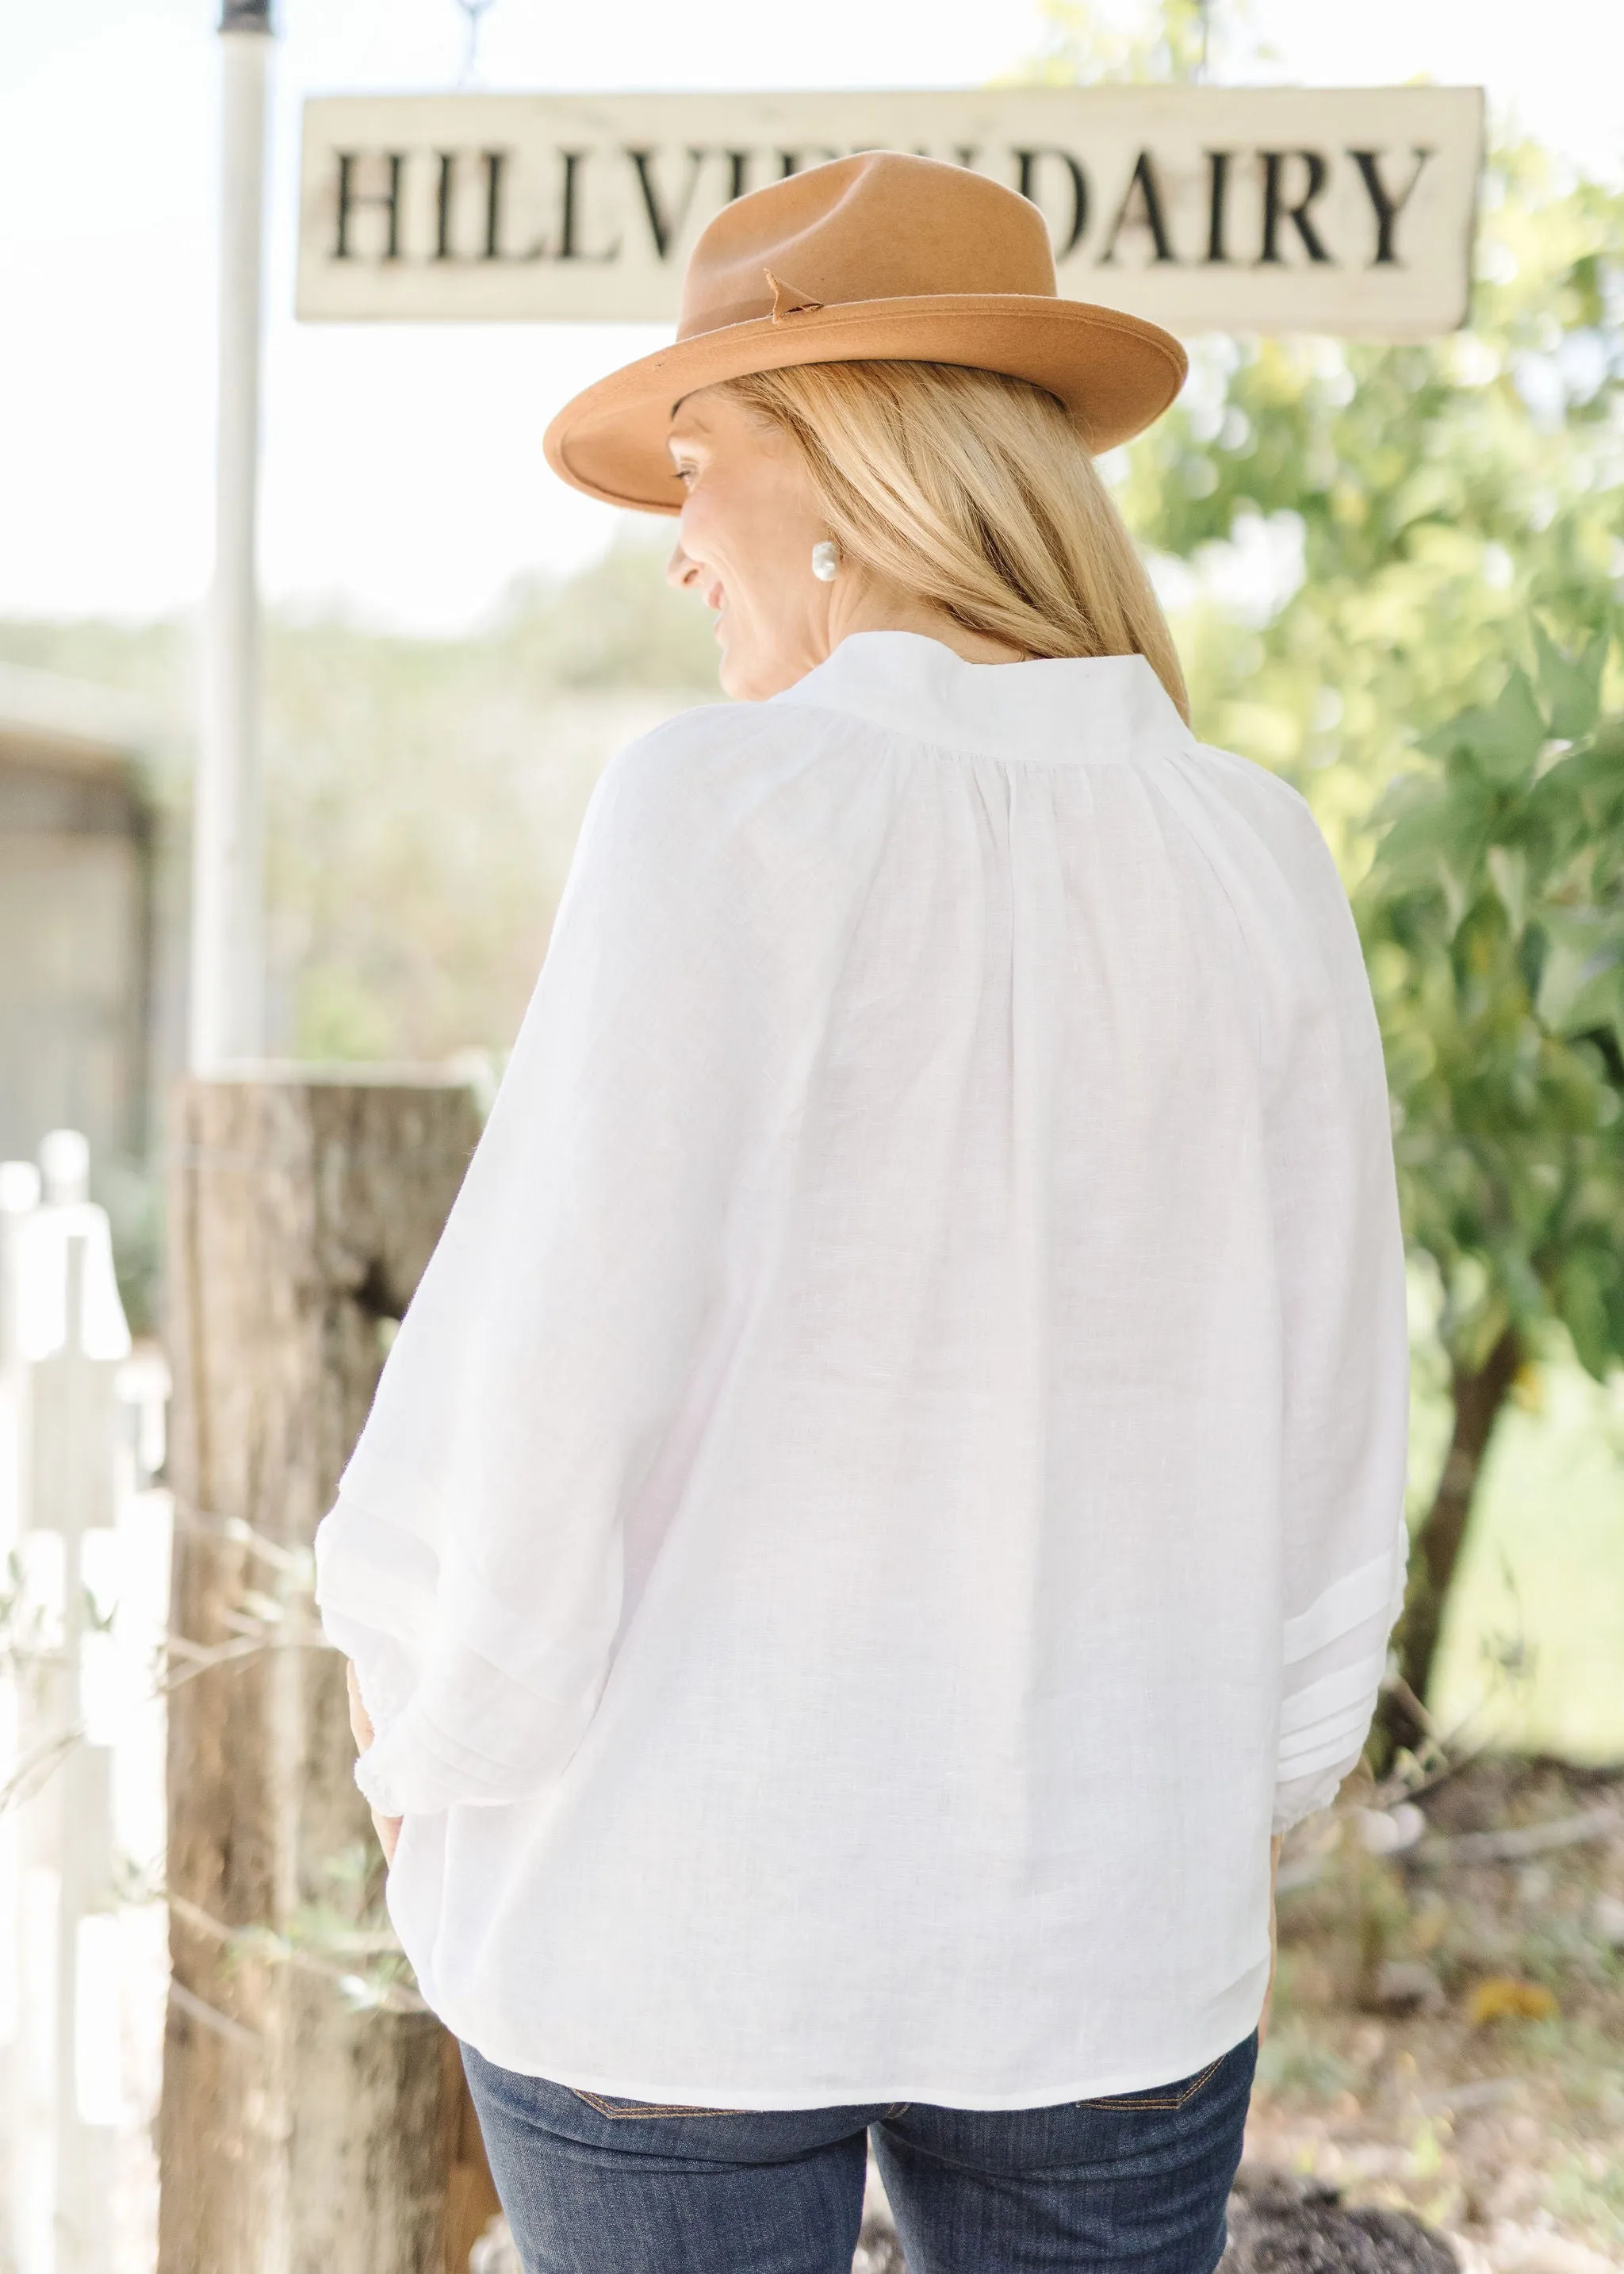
[1373,776,1496,901]
[1532,621,1608,742]
[1485,844,1528,935]
[1555,722,1624,830]
[1554,1251,1614,1379]
[1535,908,1624,1037]
[1478,670,1549,786]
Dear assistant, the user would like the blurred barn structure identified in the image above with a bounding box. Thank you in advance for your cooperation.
[0,664,164,1175]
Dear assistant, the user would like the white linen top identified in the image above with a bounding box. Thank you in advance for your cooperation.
[315,631,1410,2111]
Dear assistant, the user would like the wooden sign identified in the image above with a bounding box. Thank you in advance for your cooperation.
[297,86,1484,339]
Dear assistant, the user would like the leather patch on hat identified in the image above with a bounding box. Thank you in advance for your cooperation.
[764,269,826,321]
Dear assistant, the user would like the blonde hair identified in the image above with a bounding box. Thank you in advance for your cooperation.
[714,360,1189,723]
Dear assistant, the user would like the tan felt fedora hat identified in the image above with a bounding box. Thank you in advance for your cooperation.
[542,151,1187,513]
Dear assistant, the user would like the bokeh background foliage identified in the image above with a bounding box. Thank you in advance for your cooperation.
[1362,646,1623,1763]
[1122,143,1624,849]
[1104,125,1624,1772]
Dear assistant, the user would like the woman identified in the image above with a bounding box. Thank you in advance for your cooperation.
[317,153,1410,2274]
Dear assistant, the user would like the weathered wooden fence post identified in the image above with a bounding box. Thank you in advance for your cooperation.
[158,1073,501,2274]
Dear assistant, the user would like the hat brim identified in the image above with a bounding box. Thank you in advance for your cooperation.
[542,293,1187,513]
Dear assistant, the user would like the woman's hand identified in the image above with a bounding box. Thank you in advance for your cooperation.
[346,1660,404,1866]
[1259,1831,1284,2044]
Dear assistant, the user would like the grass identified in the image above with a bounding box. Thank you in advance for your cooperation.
[1412,1341,1624,1765]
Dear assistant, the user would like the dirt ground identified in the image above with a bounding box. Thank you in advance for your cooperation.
[1243,1754,1624,2269]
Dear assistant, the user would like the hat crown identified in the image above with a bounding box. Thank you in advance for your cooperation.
[677,152,1059,341]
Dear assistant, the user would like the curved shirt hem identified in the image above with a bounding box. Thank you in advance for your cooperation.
[424,1980,1270,2115]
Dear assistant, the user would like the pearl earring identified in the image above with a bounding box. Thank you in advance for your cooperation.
[810,539,841,582]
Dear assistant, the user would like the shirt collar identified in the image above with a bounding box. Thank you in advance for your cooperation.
[770,631,1191,765]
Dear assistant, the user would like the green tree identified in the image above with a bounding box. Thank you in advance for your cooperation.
[1113,138,1624,860]
[1108,140,1624,1754]
[1048,44,1624,1751]
[1359,641,1624,1758]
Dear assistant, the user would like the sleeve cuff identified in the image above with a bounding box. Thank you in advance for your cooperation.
[352,1693,519,1817]
[1274,1518,1409,1835]
[348,1640,606,1817]
[1273,1766,1346,1835]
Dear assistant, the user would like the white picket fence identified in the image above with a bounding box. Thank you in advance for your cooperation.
[0,1133,170,2274]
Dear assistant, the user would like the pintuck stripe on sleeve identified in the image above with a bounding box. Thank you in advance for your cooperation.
[1277,1652,1392,1740]
[1277,1693,1385,1767]
[1282,1528,1407,1667]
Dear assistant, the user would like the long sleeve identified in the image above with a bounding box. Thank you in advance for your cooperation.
[1262,792,1411,1838]
[314,714,783,1818]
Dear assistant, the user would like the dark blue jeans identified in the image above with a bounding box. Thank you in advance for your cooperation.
[462,2027,1258,2274]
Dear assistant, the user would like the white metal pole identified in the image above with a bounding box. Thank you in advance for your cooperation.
[190,1,275,1072]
